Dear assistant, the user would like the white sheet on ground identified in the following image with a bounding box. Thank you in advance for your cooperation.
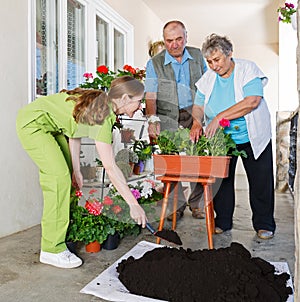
[80,240,294,302]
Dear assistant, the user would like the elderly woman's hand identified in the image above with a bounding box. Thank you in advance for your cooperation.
[205,117,220,138]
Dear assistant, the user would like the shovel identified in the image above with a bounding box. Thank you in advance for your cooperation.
[146,222,182,245]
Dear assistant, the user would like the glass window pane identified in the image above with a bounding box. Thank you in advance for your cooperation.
[114,29,124,70]
[96,16,108,67]
[67,0,85,89]
[36,0,58,96]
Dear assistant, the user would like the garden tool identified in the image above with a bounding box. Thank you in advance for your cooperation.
[145,222,182,245]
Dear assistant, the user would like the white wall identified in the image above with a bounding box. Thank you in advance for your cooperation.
[279,8,298,112]
[104,0,164,68]
[0,0,43,238]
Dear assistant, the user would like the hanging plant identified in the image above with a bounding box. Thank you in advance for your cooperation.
[277,2,296,24]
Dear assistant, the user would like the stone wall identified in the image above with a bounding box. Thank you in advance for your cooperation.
[276,110,298,193]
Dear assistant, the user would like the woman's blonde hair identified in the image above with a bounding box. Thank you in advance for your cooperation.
[62,75,144,125]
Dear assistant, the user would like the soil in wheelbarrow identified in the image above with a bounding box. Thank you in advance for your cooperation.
[117,242,292,302]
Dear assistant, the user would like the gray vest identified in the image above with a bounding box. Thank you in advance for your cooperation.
[152,46,205,130]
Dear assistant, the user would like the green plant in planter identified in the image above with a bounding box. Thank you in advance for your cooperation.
[157,119,247,158]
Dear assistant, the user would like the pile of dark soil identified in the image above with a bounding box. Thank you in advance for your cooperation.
[117,242,292,302]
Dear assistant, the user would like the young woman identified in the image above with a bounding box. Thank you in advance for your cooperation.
[16,76,147,268]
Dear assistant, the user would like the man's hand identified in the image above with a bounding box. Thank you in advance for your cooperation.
[148,122,160,140]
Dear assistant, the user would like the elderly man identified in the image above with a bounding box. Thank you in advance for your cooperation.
[145,20,207,220]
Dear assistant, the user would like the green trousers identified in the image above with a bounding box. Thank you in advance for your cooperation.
[16,117,73,253]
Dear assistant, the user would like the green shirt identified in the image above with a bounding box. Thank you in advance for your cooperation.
[17,92,116,144]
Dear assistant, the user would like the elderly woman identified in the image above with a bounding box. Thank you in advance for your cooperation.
[190,34,276,240]
[16,76,147,268]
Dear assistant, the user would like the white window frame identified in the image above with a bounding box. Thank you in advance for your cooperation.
[29,0,134,100]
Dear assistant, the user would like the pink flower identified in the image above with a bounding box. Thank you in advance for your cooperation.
[145,179,155,188]
[131,189,141,199]
[219,118,230,128]
[83,72,93,79]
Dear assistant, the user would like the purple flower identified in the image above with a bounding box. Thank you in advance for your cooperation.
[131,189,141,199]
[285,3,294,9]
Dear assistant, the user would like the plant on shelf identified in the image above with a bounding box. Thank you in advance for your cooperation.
[131,139,154,174]
[131,140,153,162]
[277,2,296,24]
[115,148,139,179]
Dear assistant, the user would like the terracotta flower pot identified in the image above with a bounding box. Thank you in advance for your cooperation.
[133,164,141,175]
[153,154,231,178]
[85,241,101,253]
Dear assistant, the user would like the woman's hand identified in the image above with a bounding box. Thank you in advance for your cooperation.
[205,117,220,138]
[72,170,83,189]
[128,203,147,227]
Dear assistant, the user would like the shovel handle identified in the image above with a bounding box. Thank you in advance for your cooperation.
[146,222,156,234]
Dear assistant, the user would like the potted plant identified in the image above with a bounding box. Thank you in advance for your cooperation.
[115,149,138,179]
[131,140,153,174]
[66,191,110,253]
[80,64,145,91]
[153,119,247,178]
[67,179,163,252]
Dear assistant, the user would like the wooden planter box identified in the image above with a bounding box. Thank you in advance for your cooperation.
[153,154,231,178]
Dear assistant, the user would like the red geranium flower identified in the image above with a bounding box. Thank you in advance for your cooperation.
[89,188,98,195]
[85,200,103,216]
[97,65,109,74]
[112,205,122,214]
[103,196,113,206]
[75,190,83,197]
[123,64,136,74]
